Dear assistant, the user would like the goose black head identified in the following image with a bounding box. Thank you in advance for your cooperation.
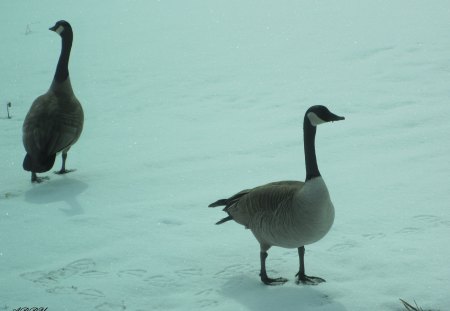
[306,105,345,127]
[49,20,72,37]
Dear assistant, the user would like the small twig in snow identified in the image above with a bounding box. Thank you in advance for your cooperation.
[400,299,424,311]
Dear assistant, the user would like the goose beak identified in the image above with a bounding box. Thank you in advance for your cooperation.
[49,25,57,32]
[330,113,345,122]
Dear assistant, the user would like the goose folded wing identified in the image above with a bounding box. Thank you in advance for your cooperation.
[227,181,304,226]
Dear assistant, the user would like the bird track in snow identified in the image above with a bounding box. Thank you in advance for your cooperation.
[396,214,450,234]
[17,258,153,310]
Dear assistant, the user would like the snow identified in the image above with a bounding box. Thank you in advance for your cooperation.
[1,0,450,310]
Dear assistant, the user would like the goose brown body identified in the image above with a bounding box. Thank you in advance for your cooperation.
[23,79,83,172]
[223,178,334,251]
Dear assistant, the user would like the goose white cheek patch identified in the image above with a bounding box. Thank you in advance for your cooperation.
[307,112,326,126]
[55,25,64,34]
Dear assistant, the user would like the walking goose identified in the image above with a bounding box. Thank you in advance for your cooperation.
[22,20,84,183]
[209,105,344,285]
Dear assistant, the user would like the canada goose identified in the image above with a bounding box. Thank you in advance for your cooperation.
[22,20,84,183]
[209,105,344,285]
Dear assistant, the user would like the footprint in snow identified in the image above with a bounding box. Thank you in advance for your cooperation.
[117,269,147,278]
[440,220,450,228]
[412,214,450,228]
[327,242,355,252]
[396,227,422,234]
[158,218,183,226]
[348,45,395,61]
[95,301,126,311]
[413,214,440,223]
[80,270,109,278]
[46,285,78,294]
[195,288,216,296]
[20,271,57,286]
[214,263,253,279]
[1,191,21,199]
[143,274,177,289]
[362,233,386,240]
[197,299,219,308]
[65,258,96,272]
[79,288,106,300]
[29,272,77,287]
[195,288,219,307]
[20,258,97,288]
[174,267,203,277]
[46,267,78,280]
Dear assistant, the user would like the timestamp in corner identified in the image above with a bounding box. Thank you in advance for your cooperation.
[13,307,48,311]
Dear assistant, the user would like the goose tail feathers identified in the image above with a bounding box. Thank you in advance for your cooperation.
[208,199,228,207]
[215,215,233,225]
[209,189,250,208]
[209,190,250,225]
[23,153,56,173]
[209,198,235,225]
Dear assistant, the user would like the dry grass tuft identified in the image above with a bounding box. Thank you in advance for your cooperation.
[400,299,423,311]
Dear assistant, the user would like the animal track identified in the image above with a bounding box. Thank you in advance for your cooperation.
[47,285,78,294]
[80,270,109,278]
[362,233,386,240]
[158,218,183,226]
[79,289,106,299]
[411,214,450,228]
[46,267,78,280]
[440,220,450,228]
[144,274,177,288]
[413,214,441,224]
[94,301,126,311]
[194,288,219,308]
[20,270,56,286]
[397,214,450,234]
[328,242,355,252]
[214,263,251,279]
[65,258,96,271]
[396,227,422,234]
[19,258,177,310]
[21,258,97,287]
[175,267,202,277]
[1,191,21,199]
[197,299,219,308]
[117,269,147,278]
[348,45,396,61]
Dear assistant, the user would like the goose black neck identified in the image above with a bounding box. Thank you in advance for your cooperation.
[303,116,320,181]
[54,32,73,83]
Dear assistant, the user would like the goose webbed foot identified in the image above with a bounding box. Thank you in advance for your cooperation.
[260,273,288,285]
[31,173,49,183]
[295,272,325,285]
[295,246,325,285]
[54,153,75,175]
[54,168,76,175]
[259,250,287,285]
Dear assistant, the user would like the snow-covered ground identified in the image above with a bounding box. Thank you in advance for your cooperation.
[1,1,450,310]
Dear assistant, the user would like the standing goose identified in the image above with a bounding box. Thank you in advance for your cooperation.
[23,20,84,183]
[209,105,344,285]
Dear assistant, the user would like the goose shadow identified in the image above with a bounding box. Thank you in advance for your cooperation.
[24,177,88,216]
[220,275,347,311]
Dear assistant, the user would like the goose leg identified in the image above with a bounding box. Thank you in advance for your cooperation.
[295,246,325,285]
[259,251,288,285]
[31,172,50,183]
[54,152,76,175]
